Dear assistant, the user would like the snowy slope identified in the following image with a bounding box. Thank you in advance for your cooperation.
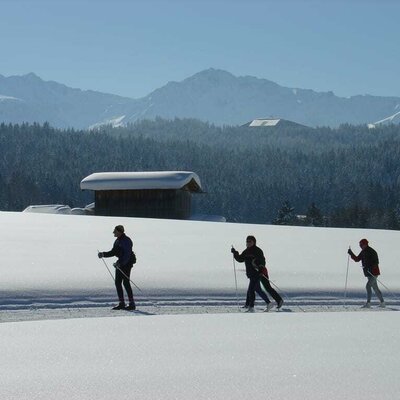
[87,114,126,130]
[1,211,400,399]
[1,211,399,297]
[369,110,400,127]
[1,312,399,400]
[0,94,22,102]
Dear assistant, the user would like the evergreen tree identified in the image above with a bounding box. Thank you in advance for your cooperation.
[0,121,400,229]
[273,201,296,225]
[305,203,324,226]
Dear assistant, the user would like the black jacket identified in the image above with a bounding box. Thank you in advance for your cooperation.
[233,245,265,278]
[103,234,134,268]
[350,246,379,277]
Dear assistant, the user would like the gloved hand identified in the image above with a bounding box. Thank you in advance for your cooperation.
[231,247,237,254]
[113,261,120,268]
[347,248,353,256]
[98,252,103,258]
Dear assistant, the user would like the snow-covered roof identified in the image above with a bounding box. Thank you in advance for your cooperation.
[80,171,202,192]
[249,118,281,127]
[22,205,71,214]
[244,117,309,129]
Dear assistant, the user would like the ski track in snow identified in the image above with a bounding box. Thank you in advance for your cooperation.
[1,291,399,323]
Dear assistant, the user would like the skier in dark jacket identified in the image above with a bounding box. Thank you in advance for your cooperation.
[231,235,278,312]
[348,238,385,308]
[98,225,136,310]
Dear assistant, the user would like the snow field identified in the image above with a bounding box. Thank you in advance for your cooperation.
[1,211,400,399]
[1,312,399,400]
[1,211,400,297]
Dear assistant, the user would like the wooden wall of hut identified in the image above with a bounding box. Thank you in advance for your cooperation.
[94,189,192,219]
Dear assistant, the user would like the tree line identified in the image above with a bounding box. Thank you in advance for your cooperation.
[0,119,399,229]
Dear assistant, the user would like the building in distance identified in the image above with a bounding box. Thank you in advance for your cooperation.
[243,117,309,129]
[80,171,203,220]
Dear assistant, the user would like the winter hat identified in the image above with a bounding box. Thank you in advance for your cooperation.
[359,238,369,246]
[246,235,256,244]
[114,225,125,233]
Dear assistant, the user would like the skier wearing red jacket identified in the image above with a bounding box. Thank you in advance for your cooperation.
[348,238,385,308]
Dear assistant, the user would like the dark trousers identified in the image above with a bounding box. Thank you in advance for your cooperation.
[115,265,134,304]
[246,276,270,307]
[260,275,282,304]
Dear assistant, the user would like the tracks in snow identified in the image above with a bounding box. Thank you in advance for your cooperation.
[0,291,399,323]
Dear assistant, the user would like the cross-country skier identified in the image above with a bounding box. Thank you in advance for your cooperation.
[231,235,276,312]
[98,225,136,310]
[348,238,385,308]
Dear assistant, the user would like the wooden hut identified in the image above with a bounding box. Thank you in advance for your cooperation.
[80,171,202,219]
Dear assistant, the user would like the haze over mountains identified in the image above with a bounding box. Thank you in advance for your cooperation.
[1,68,399,129]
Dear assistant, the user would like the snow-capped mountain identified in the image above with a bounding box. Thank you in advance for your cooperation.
[1,69,400,129]
[0,72,142,129]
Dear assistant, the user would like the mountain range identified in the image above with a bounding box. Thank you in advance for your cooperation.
[1,68,400,129]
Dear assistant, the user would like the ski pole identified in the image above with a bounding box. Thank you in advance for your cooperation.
[98,250,142,292]
[98,249,115,282]
[265,275,306,313]
[114,263,142,292]
[96,252,164,311]
[231,246,240,310]
[343,247,351,307]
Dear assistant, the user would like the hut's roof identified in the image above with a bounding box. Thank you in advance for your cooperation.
[80,171,202,192]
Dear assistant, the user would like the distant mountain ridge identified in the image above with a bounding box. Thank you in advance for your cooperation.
[0,72,140,129]
[1,69,400,129]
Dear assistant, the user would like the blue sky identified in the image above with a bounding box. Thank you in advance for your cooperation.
[0,0,399,99]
